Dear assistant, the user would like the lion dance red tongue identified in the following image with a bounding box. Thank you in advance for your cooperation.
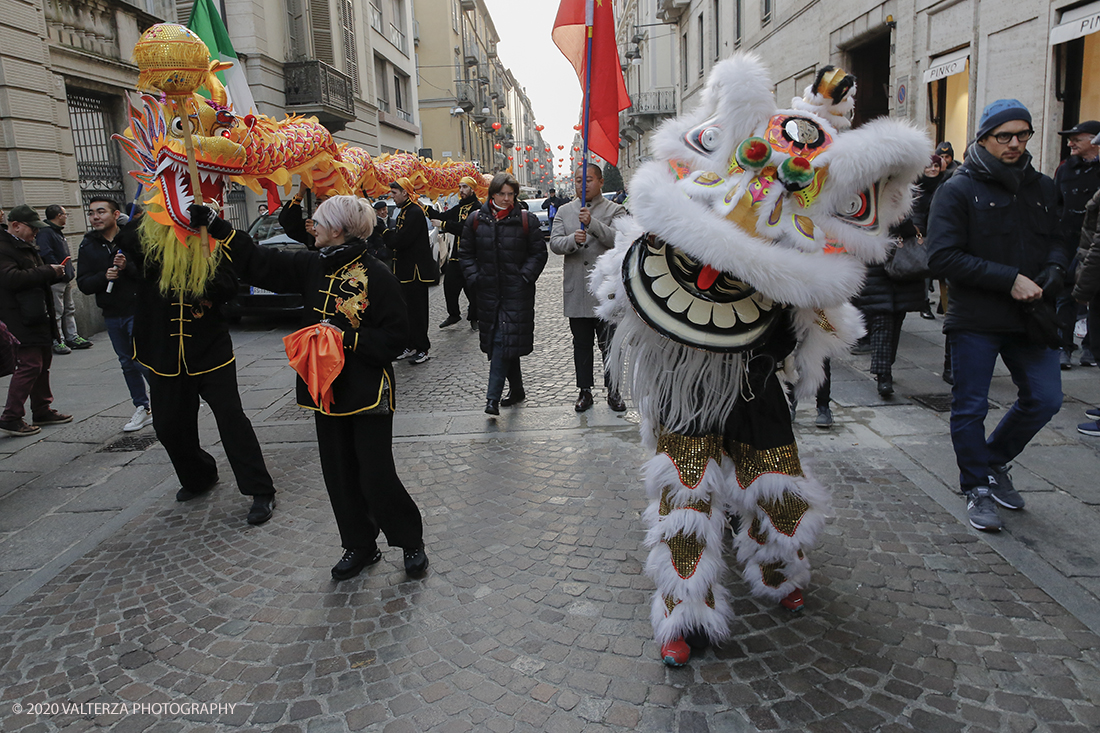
[114,23,490,294]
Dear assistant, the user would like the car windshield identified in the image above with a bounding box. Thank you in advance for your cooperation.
[248,213,286,241]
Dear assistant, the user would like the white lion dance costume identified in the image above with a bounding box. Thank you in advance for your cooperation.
[591,54,928,665]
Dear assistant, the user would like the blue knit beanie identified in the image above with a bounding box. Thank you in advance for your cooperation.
[976,99,1032,141]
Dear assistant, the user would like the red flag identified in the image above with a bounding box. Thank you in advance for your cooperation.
[552,0,631,166]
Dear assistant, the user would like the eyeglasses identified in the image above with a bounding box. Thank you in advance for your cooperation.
[990,130,1034,144]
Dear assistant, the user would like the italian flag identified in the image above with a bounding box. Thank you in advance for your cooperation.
[188,0,257,114]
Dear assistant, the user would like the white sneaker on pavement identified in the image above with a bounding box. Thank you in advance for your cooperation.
[123,406,153,432]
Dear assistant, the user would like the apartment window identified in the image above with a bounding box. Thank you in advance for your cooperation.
[451,0,458,32]
[713,0,720,59]
[389,0,407,53]
[394,72,412,122]
[735,0,742,48]
[697,13,703,77]
[369,1,382,32]
[286,0,306,59]
[681,32,688,87]
[338,0,359,93]
[762,0,772,26]
[375,57,389,112]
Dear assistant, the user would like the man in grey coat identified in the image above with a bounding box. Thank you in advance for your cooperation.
[550,164,629,412]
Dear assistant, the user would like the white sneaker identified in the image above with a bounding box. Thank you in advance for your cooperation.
[123,406,153,432]
[395,348,417,361]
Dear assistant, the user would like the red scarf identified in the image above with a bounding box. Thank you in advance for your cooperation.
[492,201,513,220]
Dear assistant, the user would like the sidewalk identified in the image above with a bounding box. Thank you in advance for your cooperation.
[0,259,1098,731]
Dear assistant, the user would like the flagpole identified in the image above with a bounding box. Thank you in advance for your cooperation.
[580,0,594,229]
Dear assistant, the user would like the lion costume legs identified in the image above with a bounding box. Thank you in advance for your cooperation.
[643,354,830,663]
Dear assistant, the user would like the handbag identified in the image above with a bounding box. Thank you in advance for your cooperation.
[885,235,932,282]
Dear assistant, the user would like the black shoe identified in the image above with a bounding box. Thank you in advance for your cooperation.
[403,546,429,577]
[470,320,479,331]
[246,494,276,525]
[942,368,954,386]
[485,399,500,415]
[331,547,383,581]
[966,487,1004,531]
[876,374,894,397]
[500,390,526,407]
[439,315,461,328]
[607,391,627,412]
[176,479,217,502]
[1060,349,1072,370]
[920,307,935,320]
[1081,348,1097,367]
[574,389,594,412]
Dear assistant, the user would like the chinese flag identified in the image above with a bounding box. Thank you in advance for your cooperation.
[552,0,631,166]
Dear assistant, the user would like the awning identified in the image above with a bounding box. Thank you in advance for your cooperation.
[922,48,969,84]
[1050,0,1100,45]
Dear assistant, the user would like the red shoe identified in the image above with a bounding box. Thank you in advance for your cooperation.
[780,589,804,612]
[660,636,691,666]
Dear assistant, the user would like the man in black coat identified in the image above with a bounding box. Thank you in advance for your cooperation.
[927,99,1068,533]
[428,176,480,329]
[384,179,436,364]
[1053,120,1100,367]
[37,205,92,354]
[0,205,71,436]
[77,198,153,433]
[121,210,277,525]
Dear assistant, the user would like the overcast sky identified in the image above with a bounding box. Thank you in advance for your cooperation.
[482,0,582,180]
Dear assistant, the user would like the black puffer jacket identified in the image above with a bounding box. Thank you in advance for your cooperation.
[0,229,61,345]
[926,147,1067,334]
[459,204,547,359]
[1073,187,1100,302]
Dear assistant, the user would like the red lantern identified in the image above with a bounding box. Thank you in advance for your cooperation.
[494,143,501,150]
[491,122,501,130]
[573,124,581,131]
[515,146,521,152]
[573,146,580,151]
[539,164,544,168]
[508,155,513,160]
[525,145,532,151]
[557,145,564,150]
[535,124,544,132]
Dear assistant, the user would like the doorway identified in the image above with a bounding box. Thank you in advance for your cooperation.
[846,31,891,127]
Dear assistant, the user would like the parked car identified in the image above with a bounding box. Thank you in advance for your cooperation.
[525,198,552,239]
[224,212,308,321]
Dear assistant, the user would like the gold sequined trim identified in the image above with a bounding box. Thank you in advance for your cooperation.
[759,561,786,588]
[758,492,811,537]
[658,487,713,517]
[747,517,767,545]
[797,550,804,560]
[728,441,804,488]
[656,432,725,489]
[705,589,715,609]
[665,531,705,580]
[664,595,679,615]
[814,308,835,333]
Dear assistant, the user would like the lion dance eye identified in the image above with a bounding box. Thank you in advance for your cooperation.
[220,129,233,138]
[837,186,879,228]
[684,122,722,155]
[170,117,185,135]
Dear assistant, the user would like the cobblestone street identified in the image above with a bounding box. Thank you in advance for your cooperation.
[1,257,1099,731]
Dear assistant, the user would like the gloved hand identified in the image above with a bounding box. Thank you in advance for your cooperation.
[187,204,233,240]
[1034,264,1066,297]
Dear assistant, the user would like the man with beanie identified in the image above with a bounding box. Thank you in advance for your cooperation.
[935,141,959,182]
[927,99,1068,532]
[428,177,480,329]
[385,179,435,364]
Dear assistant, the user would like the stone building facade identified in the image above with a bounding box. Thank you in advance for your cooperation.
[653,0,1100,176]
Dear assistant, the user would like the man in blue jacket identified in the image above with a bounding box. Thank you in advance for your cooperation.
[927,99,1068,532]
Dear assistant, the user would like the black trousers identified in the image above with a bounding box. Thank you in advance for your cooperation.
[148,366,274,496]
[402,281,431,353]
[314,411,423,551]
[443,259,476,322]
[569,317,614,390]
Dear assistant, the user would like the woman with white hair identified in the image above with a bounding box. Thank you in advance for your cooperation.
[189,195,429,580]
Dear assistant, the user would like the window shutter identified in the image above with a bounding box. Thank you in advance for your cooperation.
[339,0,359,94]
[311,0,334,65]
[287,0,306,60]
[175,0,194,25]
